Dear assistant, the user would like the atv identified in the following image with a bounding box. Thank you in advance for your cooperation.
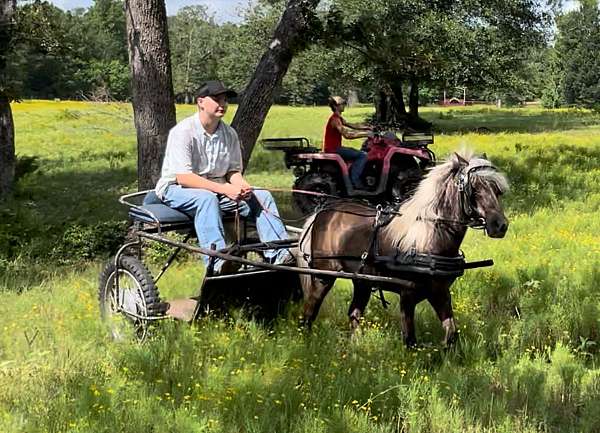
[262,129,435,214]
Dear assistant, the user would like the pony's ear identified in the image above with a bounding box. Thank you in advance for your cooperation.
[482,152,488,160]
[452,152,469,169]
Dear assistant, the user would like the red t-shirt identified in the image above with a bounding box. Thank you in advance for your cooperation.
[323,113,342,153]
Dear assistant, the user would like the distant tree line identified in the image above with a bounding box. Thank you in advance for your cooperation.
[6,0,600,110]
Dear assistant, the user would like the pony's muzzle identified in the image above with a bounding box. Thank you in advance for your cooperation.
[486,212,509,238]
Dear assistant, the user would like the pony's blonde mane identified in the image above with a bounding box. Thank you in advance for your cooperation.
[383,150,508,252]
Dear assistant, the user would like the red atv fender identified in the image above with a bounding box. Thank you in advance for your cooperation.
[369,146,432,195]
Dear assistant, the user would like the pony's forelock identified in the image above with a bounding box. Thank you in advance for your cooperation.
[477,168,510,194]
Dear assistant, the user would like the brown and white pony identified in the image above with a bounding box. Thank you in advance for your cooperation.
[297,151,509,346]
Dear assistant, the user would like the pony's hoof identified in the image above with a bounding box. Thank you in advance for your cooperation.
[442,333,459,348]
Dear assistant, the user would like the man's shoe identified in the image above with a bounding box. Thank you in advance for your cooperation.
[273,252,296,267]
[353,180,367,190]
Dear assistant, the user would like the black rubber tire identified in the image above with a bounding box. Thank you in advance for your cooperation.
[293,172,340,214]
[388,166,423,205]
[98,255,164,341]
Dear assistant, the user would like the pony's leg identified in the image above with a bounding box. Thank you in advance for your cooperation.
[302,276,335,327]
[399,295,418,347]
[348,280,371,330]
[427,286,457,346]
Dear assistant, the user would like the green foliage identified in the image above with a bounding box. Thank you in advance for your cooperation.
[323,0,548,100]
[540,48,565,109]
[0,0,17,102]
[555,0,600,108]
[53,221,127,263]
[79,59,130,101]
[215,2,283,92]
[14,154,39,181]
[7,0,335,105]
[10,0,128,100]
[168,5,223,100]
[5,0,600,111]
[215,0,334,105]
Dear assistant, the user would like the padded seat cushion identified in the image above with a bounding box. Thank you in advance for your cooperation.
[129,191,193,224]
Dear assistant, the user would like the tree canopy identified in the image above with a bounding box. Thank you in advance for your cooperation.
[4,0,597,111]
[318,0,549,122]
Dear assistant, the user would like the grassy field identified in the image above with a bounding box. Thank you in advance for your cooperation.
[1,101,600,433]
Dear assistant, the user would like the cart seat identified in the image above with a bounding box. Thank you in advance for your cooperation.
[129,191,193,225]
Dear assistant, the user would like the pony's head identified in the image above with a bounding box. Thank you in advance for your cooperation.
[450,152,509,238]
[387,150,509,252]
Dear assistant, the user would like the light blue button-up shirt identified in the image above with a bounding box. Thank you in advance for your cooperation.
[155,114,243,199]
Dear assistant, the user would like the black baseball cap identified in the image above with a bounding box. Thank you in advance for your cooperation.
[195,80,237,99]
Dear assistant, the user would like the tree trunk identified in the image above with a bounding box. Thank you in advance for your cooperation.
[390,79,407,118]
[232,0,320,170]
[408,78,419,118]
[375,78,430,130]
[0,96,14,199]
[125,0,176,190]
[375,80,407,125]
[0,0,16,200]
[375,90,388,123]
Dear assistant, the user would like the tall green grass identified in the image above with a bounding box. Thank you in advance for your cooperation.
[1,101,599,432]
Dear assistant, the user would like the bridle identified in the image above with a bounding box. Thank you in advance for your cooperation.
[454,159,498,230]
[417,158,499,230]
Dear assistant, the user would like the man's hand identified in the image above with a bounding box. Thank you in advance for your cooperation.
[228,172,253,199]
[239,180,253,199]
[220,183,245,201]
[175,172,252,201]
[240,186,253,199]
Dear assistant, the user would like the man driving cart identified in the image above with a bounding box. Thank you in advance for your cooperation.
[155,80,292,274]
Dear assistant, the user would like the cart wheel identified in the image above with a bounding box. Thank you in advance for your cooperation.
[98,255,165,341]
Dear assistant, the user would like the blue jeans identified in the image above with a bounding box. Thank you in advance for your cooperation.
[162,185,289,271]
[336,147,367,186]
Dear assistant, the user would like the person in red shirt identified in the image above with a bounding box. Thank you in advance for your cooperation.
[323,96,372,189]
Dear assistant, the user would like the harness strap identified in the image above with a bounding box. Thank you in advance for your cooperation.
[417,215,486,230]
[356,205,384,273]
[304,203,399,267]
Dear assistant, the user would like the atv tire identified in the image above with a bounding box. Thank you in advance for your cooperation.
[98,255,166,341]
[293,172,340,214]
[389,167,423,205]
